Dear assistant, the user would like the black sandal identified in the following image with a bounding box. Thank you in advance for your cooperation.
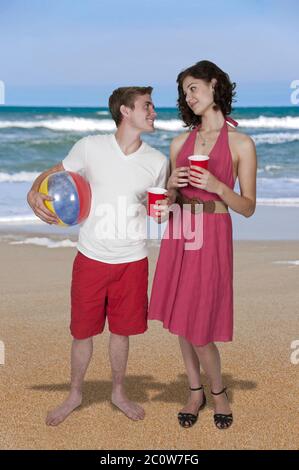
[211,387,233,430]
[177,385,207,428]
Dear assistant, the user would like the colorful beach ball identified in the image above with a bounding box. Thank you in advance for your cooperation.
[39,171,91,226]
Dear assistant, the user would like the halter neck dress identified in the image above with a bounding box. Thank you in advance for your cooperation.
[148,116,238,346]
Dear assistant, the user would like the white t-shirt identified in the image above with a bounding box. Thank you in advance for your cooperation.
[62,134,169,264]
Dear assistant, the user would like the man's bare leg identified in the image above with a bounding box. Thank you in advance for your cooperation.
[46,337,93,426]
[109,333,145,420]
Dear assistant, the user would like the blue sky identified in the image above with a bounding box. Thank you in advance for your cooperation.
[0,0,298,106]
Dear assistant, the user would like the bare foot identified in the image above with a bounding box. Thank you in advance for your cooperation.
[179,388,205,416]
[46,391,82,426]
[111,390,145,421]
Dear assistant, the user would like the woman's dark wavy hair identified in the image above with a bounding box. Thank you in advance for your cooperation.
[177,60,236,128]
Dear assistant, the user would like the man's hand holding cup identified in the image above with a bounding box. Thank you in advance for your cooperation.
[147,188,177,224]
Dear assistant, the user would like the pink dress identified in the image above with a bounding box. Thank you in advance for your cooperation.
[148,117,238,346]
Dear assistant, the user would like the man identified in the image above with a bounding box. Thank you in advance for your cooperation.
[27,87,169,425]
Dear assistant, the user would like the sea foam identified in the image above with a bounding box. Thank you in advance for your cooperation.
[256,198,299,207]
[0,171,40,183]
[252,132,299,144]
[238,116,299,129]
[10,237,77,248]
[273,260,299,266]
[1,115,299,132]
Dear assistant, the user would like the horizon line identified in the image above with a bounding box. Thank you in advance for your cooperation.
[0,104,298,110]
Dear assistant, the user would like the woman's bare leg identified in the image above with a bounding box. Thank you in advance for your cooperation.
[193,342,231,415]
[178,336,204,415]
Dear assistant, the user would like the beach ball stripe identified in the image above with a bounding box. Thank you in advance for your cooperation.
[68,171,92,223]
[39,175,66,225]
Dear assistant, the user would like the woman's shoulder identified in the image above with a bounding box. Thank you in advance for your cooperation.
[171,130,191,149]
[228,128,255,150]
[169,131,192,163]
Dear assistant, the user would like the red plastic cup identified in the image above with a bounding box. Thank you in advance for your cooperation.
[147,187,167,217]
[188,154,209,171]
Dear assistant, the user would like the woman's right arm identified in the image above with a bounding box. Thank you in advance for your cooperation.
[152,133,190,222]
[166,133,190,202]
[27,162,64,224]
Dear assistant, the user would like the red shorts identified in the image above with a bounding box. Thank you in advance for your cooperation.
[70,252,149,339]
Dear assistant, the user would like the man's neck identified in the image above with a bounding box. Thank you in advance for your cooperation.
[114,126,142,156]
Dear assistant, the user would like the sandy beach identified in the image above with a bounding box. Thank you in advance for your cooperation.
[0,239,298,450]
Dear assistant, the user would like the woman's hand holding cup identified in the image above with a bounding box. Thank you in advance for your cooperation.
[167,166,190,189]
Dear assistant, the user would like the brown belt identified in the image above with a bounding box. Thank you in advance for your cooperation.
[176,193,228,214]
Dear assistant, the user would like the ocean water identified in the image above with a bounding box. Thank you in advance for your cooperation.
[1,105,299,226]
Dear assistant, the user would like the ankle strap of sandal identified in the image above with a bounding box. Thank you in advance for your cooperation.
[211,387,227,396]
[189,385,203,391]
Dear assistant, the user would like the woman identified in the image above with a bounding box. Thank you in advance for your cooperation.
[149,60,257,429]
